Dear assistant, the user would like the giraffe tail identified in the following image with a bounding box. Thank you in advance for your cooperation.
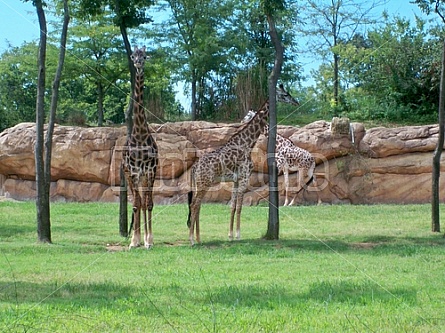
[297,175,314,194]
[187,191,193,228]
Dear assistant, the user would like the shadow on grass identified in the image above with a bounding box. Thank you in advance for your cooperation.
[304,280,417,305]
[1,224,35,238]
[211,280,417,308]
[0,280,159,316]
[1,278,415,313]
[198,235,445,256]
[0,279,179,332]
[200,238,350,253]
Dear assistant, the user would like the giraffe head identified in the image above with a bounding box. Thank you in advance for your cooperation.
[131,46,148,74]
[242,110,256,124]
[277,84,299,106]
[242,99,269,122]
[241,84,297,132]
[240,101,269,129]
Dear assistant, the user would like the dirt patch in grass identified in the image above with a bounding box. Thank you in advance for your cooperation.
[106,244,127,252]
[0,196,18,202]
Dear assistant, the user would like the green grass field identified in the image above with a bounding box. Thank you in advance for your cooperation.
[1,201,445,332]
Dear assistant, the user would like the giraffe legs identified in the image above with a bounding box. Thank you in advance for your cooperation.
[288,169,307,206]
[228,183,237,240]
[143,189,154,249]
[129,191,142,249]
[229,179,247,241]
[229,182,242,240]
[288,165,317,206]
[143,172,155,249]
[128,182,154,249]
[235,192,244,240]
[188,190,204,246]
[283,169,290,206]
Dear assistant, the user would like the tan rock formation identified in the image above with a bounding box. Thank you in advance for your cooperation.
[0,120,444,205]
[359,125,438,158]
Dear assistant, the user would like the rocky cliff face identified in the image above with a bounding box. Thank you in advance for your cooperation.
[0,120,444,205]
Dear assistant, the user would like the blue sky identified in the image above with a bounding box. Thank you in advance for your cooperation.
[0,0,428,53]
[0,1,39,52]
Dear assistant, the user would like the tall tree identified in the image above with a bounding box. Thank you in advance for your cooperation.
[150,0,300,119]
[164,0,230,120]
[33,0,70,243]
[300,0,384,108]
[34,0,50,243]
[263,0,285,240]
[414,0,445,233]
[432,40,445,233]
[67,9,127,126]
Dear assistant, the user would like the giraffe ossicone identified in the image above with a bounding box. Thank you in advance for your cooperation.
[122,45,158,249]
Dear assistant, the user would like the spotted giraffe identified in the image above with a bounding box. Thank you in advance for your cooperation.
[186,102,269,245]
[122,46,158,249]
[242,110,319,206]
[186,85,299,245]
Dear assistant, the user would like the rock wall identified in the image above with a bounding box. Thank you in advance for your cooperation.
[0,121,444,205]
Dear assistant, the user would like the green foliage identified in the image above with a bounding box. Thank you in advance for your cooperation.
[63,9,130,125]
[308,15,444,124]
[0,43,38,131]
[2,1,445,130]
[144,47,186,121]
[152,0,301,120]
[76,0,154,28]
[1,202,445,332]
[414,0,445,20]
[260,0,285,16]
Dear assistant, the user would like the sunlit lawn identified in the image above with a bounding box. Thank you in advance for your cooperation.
[1,201,445,332]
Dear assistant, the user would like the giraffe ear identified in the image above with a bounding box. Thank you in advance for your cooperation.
[141,46,150,60]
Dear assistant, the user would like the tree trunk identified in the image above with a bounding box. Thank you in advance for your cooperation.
[264,14,283,240]
[333,52,339,107]
[117,13,134,237]
[191,73,197,120]
[119,20,135,132]
[34,0,70,243]
[97,82,104,127]
[432,40,445,233]
[35,0,51,243]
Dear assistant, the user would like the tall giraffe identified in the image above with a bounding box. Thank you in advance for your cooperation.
[187,102,269,245]
[122,46,158,249]
[242,110,318,206]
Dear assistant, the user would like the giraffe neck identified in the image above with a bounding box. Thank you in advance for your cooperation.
[132,70,150,137]
[230,111,266,149]
[263,124,287,143]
